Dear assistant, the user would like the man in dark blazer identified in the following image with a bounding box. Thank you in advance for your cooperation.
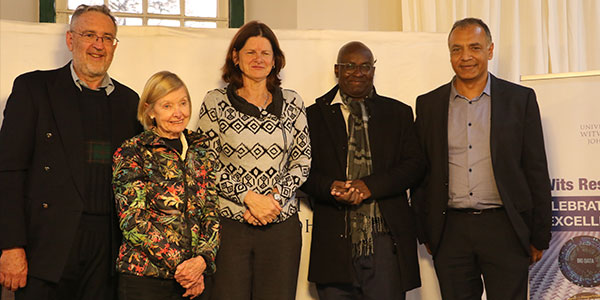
[413,18,552,300]
[0,5,141,300]
[301,41,425,300]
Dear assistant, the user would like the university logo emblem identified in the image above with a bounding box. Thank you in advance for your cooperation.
[559,235,600,287]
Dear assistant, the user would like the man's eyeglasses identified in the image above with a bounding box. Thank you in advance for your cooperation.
[336,60,377,74]
[71,31,119,46]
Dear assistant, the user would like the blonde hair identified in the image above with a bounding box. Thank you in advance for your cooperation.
[138,71,190,130]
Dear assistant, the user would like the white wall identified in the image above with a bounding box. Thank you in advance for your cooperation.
[245,0,298,29]
[1,21,454,299]
[367,0,403,31]
[246,0,403,31]
[0,0,38,22]
[297,0,369,30]
[0,0,403,31]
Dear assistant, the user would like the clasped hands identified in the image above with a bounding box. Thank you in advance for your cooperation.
[175,255,207,299]
[243,189,282,226]
[330,179,371,205]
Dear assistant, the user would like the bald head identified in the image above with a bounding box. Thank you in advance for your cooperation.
[335,41,375,99]
[337,41,374,64]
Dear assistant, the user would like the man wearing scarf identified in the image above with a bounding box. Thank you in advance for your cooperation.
[302,41,425,300]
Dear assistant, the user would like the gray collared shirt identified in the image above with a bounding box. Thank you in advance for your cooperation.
[70,62,115,95]
[447,73,502,209]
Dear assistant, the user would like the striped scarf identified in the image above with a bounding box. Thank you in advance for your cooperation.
[341,91,388,257]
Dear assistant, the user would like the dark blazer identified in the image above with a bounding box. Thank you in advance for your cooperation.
[0,63,141,282]
[301,85,425,292]
[413,74,552,256]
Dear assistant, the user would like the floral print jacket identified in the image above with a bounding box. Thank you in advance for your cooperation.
[113,129,219,279]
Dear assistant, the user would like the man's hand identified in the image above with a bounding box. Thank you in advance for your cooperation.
[330,180,349,197]
[182,275,205,299]
[331,180,361,205]
[244,190,282,225]
[175,256,206,289]
[0,247,28,292]
[348,179,371,200]
[530,245,544,265]
[330,180,372,205]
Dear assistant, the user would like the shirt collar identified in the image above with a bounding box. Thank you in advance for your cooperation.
[450,72,491,102]
[331,87,374,106]
[332,90,344,106]
[70,62,115,95]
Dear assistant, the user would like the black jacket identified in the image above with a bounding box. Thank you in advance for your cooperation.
[413,74,552,256]
[301,85,425,292]
[0,63,142,282]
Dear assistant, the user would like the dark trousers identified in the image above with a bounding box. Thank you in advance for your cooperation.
[209,214,302,300]
[16,215,114,300]
[433,209,529,300]
[316,234,406,300]
[118,274,186,300]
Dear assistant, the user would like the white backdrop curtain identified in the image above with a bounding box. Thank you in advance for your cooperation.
[400,0,600,82]
[0,21,456,299]
[1,1,599,296]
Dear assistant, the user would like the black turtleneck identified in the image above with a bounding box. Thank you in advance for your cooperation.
[226,84,284,118]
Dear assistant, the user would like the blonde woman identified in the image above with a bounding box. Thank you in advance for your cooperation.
[113,71,219,300]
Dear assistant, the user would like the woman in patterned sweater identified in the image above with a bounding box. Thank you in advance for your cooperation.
[197,21,311,300]
[113,71,219,300]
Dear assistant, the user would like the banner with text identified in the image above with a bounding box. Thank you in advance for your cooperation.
[523,73,600,300]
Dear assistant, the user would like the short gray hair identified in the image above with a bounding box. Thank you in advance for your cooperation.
[448,17,492,46]
[70,4,117,33]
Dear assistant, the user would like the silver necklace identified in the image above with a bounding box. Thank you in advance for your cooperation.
[237,90,270,109]
[260,93,270,109]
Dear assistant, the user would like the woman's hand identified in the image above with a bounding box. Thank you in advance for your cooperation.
[243,190,282,225]
[175,256,206,289]
[182,275,205,299]
[243,209,262,226]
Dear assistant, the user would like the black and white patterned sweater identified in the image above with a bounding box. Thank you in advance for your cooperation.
[197,86,311,223]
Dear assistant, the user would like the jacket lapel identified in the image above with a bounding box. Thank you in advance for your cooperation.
[489,74,504,167]
[47,63,86,200]
[317,86,348,173]
[364,93,382,171]
[438,82,451,184]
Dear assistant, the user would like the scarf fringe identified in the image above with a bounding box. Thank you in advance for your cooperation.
[351,216,389,257]
[353,238,375,257]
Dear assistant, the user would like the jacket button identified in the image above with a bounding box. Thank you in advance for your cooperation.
[46,132,53,139]
[43,166,51,172]
[339,234,344,238]
[442,210,446,215]
[42,202,49,209]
